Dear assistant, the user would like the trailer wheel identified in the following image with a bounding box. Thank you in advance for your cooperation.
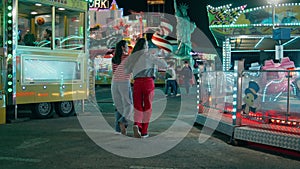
[55,101,74,117]
[32,102,53,119]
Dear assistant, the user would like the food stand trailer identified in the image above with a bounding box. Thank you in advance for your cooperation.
[0,0,90,123]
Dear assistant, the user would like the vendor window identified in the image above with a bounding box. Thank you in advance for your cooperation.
[18,1,85,50]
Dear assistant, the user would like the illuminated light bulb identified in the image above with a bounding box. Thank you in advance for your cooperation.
[232,115,236,119]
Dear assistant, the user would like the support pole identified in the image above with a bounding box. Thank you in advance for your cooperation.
[81,99,85,113]
[14,104,17,120]
[233,59,244,126]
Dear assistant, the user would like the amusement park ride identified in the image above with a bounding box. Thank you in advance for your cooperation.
[197,2,300,151]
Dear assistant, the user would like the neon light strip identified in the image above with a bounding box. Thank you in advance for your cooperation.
[254,37,265,49]
[231,49,300,52]
[243,3,300,13]
[282,37,299,46]
[210,23,300,28]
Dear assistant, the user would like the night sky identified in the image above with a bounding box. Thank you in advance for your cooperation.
[115,0,297,48]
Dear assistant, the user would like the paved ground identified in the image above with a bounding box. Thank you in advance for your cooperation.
[0,86,299,169]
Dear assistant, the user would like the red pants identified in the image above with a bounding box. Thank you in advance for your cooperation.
[133,77,154,135]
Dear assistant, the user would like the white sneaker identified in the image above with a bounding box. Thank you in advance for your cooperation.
[176,94,181,96]
[114,131,121,135]
[133,125,141,138]
[141,134,149,138]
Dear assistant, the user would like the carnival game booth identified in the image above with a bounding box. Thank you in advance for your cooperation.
[0,0,90,122]
[196,3,300,151]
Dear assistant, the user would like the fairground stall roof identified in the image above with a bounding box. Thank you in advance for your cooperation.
[207,3,300,51]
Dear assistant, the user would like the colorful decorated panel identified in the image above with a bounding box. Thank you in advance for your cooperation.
[207,3,300,49]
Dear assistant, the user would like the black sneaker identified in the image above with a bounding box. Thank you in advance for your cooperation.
[141,134,149,138]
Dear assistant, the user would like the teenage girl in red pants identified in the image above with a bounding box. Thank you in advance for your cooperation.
[125,38,167,138]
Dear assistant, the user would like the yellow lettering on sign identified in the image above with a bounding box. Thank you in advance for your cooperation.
[92,0,109,8]
[94,0,101,8]
[101,0,109,8]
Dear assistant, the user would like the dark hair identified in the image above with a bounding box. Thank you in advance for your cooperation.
[45,29,52,36]
[112,40,127,65]
[24,33,36,46]
[124,38,147,73]
[193,61,198,68]
[131,38,146,54]
[18,34,22,43]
